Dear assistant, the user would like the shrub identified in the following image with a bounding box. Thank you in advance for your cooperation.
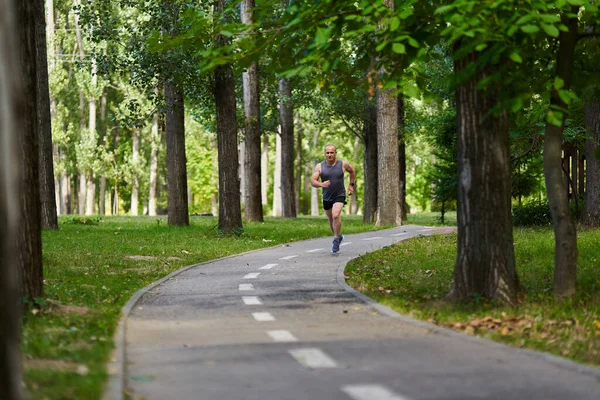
[512,202,552,227]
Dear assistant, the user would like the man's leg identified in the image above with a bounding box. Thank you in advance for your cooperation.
[325,209,334,234]
[331,202,344,238]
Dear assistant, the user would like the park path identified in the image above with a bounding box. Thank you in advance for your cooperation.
[114,225,600,400]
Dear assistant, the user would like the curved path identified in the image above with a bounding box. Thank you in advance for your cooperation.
[110,225,600,400]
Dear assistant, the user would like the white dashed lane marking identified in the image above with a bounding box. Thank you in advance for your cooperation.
[238,283,254,291]
[259,263,278,270]
[340,241,351,246]
[244,272,260,279]
[279,255,299,260]
[252,312,275,321]
[242,296,262,305]
[288,348,338,369]
[306,248,324,253]
[362,237,383,241]
[267,330,298,342]
[341,384,412,400]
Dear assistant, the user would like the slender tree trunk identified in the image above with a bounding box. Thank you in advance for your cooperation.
[1,1,25,395]
[241,0,263,222]
[544,7,579,297]
[148,112,159,216]
[17,0,44,302]
[350,136,360,214]
[295,118,303,215]
[85,58,97,216]
[210,134,219,216]
[273,131,282,216]
[98,92,107,215]
[261,134,268,205]
[398,97,407,220]
[239,140,245,204]
[214,62,242,232]
[279,78,296,217]
[363,103,377,223]
[582,98,600,226]
[164,79,189,226]
[311,129,320,216]
[451,52,518,305]
[35,0,57,229]
[131,126,140,215]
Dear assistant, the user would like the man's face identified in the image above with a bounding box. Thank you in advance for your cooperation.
[325,147,336,162]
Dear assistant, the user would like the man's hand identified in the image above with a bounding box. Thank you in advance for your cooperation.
[321,180,331,188]
[347,185,354,196]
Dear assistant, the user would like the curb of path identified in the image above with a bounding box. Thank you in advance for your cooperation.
[336,259,600,381]
[102,246,281,400]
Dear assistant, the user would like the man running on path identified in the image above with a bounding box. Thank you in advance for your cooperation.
[311,144,356,253]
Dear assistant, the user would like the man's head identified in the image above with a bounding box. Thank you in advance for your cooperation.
[324,144,337,163]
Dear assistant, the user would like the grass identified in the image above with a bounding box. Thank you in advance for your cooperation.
[345,226,600,367]
[24,214,380,400]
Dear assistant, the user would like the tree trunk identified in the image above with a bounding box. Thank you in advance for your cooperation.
[210,133,219,216]
[17,0,44,302]
[0,1,25,395]
[241,0,263,222]
[295,118,303,215]
[85,59,97,216]
[544,7,578,297]
[582,98,600,226]
[398,97,408,220]
[452,52,518,305]
[261,134,269,205]
[164,79,189,226]
[131,126,140,215]
[98,92,107,215]
[273,131,282,216]
[363,103,377,223]
[148,112,159,216]
[376,87,401,226]
[279,78,296,217]
[35,0,57,229]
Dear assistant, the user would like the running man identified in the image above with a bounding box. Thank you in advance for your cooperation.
[311,144,356,253]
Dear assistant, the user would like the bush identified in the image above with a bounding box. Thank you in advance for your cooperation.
[512,202,553,227]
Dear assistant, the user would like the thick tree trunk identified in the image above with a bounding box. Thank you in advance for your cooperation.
[376,87,401,226]
[273,131,282,216]
[148,113,159,216]
[164,80,189,225]
[582,98,600,226]
[35,0,57,229]
[452,52,518,305]
[1,1,25,395]
[398,98,407,220]
[363,103,377,223]
[279,78,296,217]
[241,0,263,222]
[131,126,140,215]
[544,8,578,297]
[215,62,242,232]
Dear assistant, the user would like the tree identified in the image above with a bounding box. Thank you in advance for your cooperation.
[583,97,600,225]
[35,0,57,229]
[279,78,296,217]
[0,1,25,397]
[17,0,44,301]
[242,0,264,222]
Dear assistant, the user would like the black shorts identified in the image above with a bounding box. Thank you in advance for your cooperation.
[323,196,347,211]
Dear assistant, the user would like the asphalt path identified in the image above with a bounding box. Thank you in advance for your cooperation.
[109,225,600,400]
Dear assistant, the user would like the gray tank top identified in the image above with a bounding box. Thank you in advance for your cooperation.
[321,160,346,201]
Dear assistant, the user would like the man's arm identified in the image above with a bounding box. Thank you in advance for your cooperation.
[311,163,328,188]
[344,161,356,195]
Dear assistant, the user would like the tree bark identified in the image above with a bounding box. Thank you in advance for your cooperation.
[452,52,518,305]
[398,97,407,220]
[85,58,97,216]
[0,0,25,395]
[131,126,140,215]
[215,62,242,232]
[99,92,107,215]
[164,79,189,226]
[148,112,160,216]
[261,134,269,205]
[295,118,303,214]
[241,0,263,222]
[363,103,378,223]
[582,98,600,226]
[279,78,296,217]
[273,131,282,216]
[35,0,57,229]
[544,8,579,297]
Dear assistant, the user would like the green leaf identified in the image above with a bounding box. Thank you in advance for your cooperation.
[392,43,406,54]
[509,52,523,63]
[475,43,488,51]
[554,77,565,90]
[558,89,573,105]
[540,14,561,23]
[516,15,534,25]
[521,24,540,33]
[541,24,560,37]
[435,5,455,14]
[390,17,400,31]
[376,41,388,52]
[547,110,564,127]
[407,37,420,48]
[567,0,584,5]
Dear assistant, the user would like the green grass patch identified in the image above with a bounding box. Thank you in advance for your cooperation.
[346,227,600,367]
[25,214,380,399]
